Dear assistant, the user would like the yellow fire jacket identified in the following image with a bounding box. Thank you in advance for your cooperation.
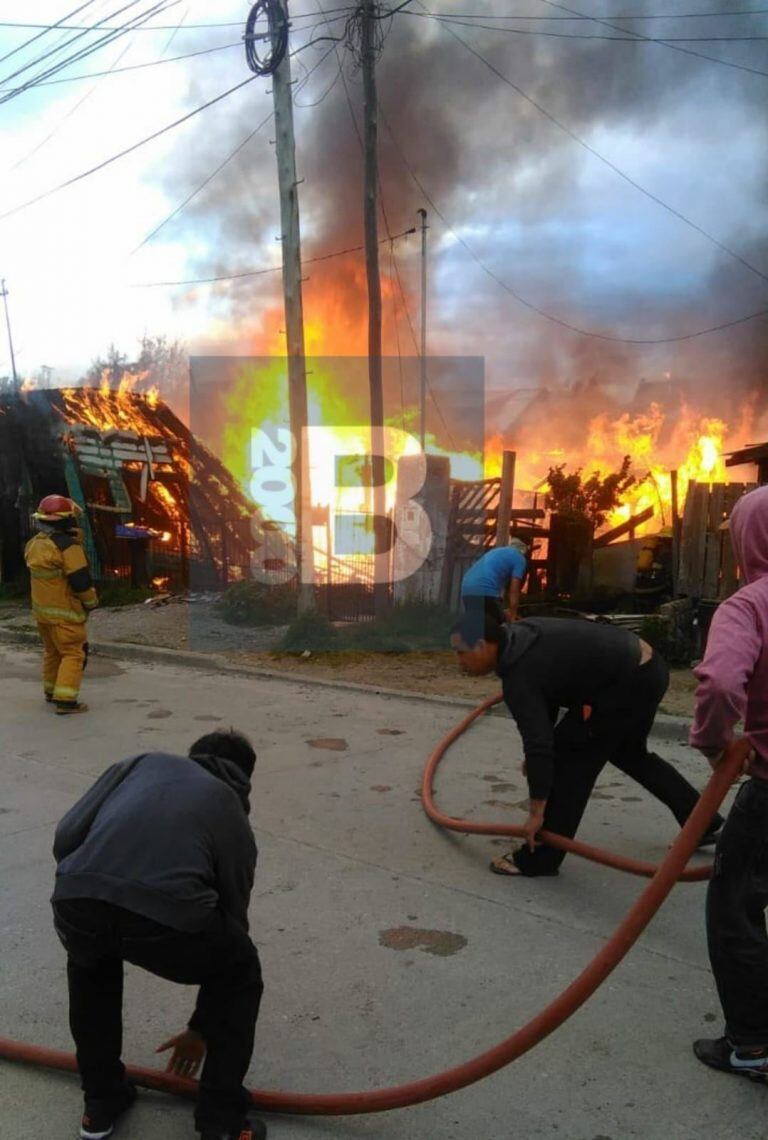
[24,529,99,625]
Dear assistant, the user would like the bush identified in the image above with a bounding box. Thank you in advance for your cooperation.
[217,580,296,626]
[545,455,637,528]
[96,583,153,607]
[343,602,454,652]
[279,609,338,652]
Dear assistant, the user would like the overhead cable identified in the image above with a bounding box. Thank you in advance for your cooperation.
[131,228,417,286]
[131,38,339,251]
[428,11,768,288]
[0,0,184,103]
[379,105,768,345]
[532,0,768,79]
[0,74,257,222]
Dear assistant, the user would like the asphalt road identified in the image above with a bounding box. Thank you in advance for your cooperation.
[0,644,764,1140]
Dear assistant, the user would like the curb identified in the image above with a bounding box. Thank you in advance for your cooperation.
[0,625,693,740]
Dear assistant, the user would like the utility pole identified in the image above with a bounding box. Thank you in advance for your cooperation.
[360,0,389,617]
[265,0,314,612]
[418,208,427,451]
[1,279,19,390]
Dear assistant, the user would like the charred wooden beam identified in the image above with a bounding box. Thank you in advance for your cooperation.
[593,506,654,549]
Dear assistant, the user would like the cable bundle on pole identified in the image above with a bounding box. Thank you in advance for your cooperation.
[245,0,288,75]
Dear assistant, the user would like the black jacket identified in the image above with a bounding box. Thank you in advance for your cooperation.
[496,617,642,801]
[52,751,257,932]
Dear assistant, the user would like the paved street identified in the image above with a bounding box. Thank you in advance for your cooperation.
[0,644,764,1140]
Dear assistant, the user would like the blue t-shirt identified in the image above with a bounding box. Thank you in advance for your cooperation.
[461,547,527,598]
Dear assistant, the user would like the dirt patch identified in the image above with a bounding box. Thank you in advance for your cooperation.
[1,598,698,716]
[378,926,468,957]
[306,738,348,751]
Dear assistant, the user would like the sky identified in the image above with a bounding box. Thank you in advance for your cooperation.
[0,0,767,423]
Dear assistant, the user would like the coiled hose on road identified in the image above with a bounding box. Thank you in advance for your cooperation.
[0,700,748,1116]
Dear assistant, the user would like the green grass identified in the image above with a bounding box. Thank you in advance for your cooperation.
[217,580,296,627]
[96,583,154,608]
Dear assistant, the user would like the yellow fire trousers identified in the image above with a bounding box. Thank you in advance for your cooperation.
[37,621,87,704]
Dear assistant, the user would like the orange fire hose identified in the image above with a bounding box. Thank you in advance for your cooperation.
[0,709,748,1117]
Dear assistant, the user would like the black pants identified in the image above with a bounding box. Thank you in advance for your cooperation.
[707,778,768,1046]
[52,899,264,1132]
[514,653,718,875]
[462,595,504,623]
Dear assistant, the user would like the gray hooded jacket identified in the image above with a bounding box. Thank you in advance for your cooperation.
[52,751,256,932]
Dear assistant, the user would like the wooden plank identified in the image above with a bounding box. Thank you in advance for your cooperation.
[678,481,707,596]
[495,450,515,547]
[702,483,725,599]
[439,483,462,604]
[671,469,680,596]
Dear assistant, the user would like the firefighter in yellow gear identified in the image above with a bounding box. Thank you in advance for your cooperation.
[24,495,99,715]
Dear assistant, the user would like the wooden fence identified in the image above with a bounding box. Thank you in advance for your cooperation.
[677,481,755,600]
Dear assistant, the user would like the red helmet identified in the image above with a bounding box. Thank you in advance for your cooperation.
[33,494,82,522]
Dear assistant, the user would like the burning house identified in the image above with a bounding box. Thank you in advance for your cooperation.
[0,384,257,590]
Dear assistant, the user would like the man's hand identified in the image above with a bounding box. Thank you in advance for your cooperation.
[522,800,546,852]
[155,1028,206,1078]
[503,608,517,623]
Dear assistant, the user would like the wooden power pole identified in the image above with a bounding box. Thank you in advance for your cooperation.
[1,279,19,390]
[418,208,427,451]
[269,0,314,612]
[360,0,389,617]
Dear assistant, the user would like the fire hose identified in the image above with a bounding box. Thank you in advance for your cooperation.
[0,700,748,1116]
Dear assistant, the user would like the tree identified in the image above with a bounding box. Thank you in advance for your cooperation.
[83,342,128,387]
[545,455,637,529]
[135,334,186,392]
[80,336,187,415]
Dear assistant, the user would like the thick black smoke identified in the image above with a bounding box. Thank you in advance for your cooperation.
[160,2,768,437]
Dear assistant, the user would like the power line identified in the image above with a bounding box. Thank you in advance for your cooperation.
[0,74,257,223]
[6,39,134,172]
[389,236,458,451]
[387,239,407,431]
[387,6,768,18]
[406,11,768,42]
[0,0,99,67]
[131,228,416,286]
[131,110,274,253]
[0,12,348,93]
[379,105,768,345]
[0,39,242,92]
[0,8,358,34]
[428,12,768,288]
[5,7,192,173]
[323,0,465,446]
[532,0,768,79]
[0,0,184,103]
[131,39,338,251]
[0,0,158,92]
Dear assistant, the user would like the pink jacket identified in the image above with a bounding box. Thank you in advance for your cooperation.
[690,485,768,779]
